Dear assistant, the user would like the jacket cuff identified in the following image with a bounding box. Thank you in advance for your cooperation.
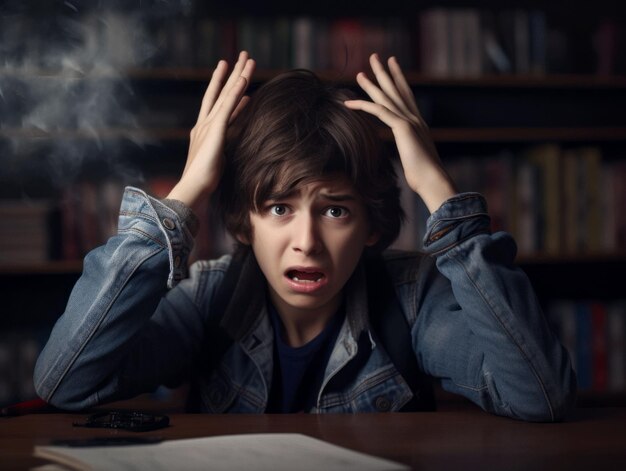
[120,186,195,287]
[161,198,200,237]
[422,192,491,256]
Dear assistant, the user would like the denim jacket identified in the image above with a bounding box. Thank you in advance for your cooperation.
[34,187,576,421]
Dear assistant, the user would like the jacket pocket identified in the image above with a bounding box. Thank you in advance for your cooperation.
[318,365,414,413]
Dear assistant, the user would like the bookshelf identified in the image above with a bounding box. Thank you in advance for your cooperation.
[1,0,625,406]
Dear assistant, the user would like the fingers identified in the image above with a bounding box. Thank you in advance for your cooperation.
[196,51,255,124]
[343,99,406,130]
[222,51,251,92]
[368,53,411,116]
[197,60,228,122]
[216,75,250,126]
[213,57,255,126]
[355,53,422,125]
[355,71,400,116]
[387,56,421,117]
[209,51,254,120]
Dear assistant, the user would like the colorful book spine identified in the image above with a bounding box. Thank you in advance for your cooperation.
[591,302,608,391]
[607,302,626,392]
[439,144,619,257]
[575,302,593,390]
[549,300,626,393]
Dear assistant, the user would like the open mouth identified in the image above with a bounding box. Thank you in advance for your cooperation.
[286,270,325,283]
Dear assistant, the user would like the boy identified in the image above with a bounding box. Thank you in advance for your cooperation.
[34,51,576,420]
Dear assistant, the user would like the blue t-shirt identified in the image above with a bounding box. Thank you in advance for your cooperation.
[266,304,345,413]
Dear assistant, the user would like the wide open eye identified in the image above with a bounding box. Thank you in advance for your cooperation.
[324,206,350,218]
[269,204,289,217]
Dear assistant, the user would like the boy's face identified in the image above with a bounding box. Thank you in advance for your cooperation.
[245,177,379,321]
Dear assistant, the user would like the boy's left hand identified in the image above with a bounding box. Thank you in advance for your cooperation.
[344,53,457,213]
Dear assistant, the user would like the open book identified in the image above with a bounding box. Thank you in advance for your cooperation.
[34,433,409,470]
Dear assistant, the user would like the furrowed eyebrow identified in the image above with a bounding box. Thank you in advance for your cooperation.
[318,193,357,202]
[261,189,357,203]
[263,188,300,203]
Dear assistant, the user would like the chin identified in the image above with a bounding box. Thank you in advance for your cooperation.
[282,293,338,314]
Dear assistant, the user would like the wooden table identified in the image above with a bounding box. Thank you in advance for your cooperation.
[1,407,625,470]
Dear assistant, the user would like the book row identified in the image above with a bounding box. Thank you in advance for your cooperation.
[0,176,229,265]
[0,144,624,265]
[547,299,626,392]
[419,8,623,76]
[0,200,54,264]
[396,144,625,256]
[1,7,622,76]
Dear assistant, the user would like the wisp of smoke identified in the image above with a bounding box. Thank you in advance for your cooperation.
[0,2,190,188]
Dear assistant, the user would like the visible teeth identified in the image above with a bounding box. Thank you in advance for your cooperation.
[292,276,322,283]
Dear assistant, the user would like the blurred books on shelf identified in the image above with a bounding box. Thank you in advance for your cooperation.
[59,180,125,261]
[55,176,232,264]
[1,8,623,76]
[0,200,56,265]
[1,143,622,267]
[443,144,625,257]
[548,299,626,392]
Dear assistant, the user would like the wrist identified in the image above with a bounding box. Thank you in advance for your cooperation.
[166,181,211,215]
[410,168,458,213]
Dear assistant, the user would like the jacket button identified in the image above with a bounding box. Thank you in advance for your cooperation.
[162,218,176,230]
[375,396,391,412]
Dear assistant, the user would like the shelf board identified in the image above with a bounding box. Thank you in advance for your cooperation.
[0,127,189,141]
[127,69,626,89]
[401,73,626,89]
[3,126,626,143]
[4,67,626,89]
[121,70,626,89]
[0,260,83,275]
[427,127,626,143]
[517,252,626,265]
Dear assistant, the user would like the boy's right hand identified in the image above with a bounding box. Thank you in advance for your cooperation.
[167,51,256,214]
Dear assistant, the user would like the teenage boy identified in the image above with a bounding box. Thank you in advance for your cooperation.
[34,51,576,420]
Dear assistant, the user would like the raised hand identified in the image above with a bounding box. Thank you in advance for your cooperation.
[344,53,456,213]
[167,51,256,213]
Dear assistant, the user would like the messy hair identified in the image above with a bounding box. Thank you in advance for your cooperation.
[218,69,404,252]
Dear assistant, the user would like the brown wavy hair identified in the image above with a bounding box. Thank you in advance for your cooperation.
[218,69,404,252]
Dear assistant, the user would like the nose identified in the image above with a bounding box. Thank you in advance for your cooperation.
[292,213,323,255]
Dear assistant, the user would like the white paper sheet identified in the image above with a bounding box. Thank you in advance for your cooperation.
[34,433,409,470]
